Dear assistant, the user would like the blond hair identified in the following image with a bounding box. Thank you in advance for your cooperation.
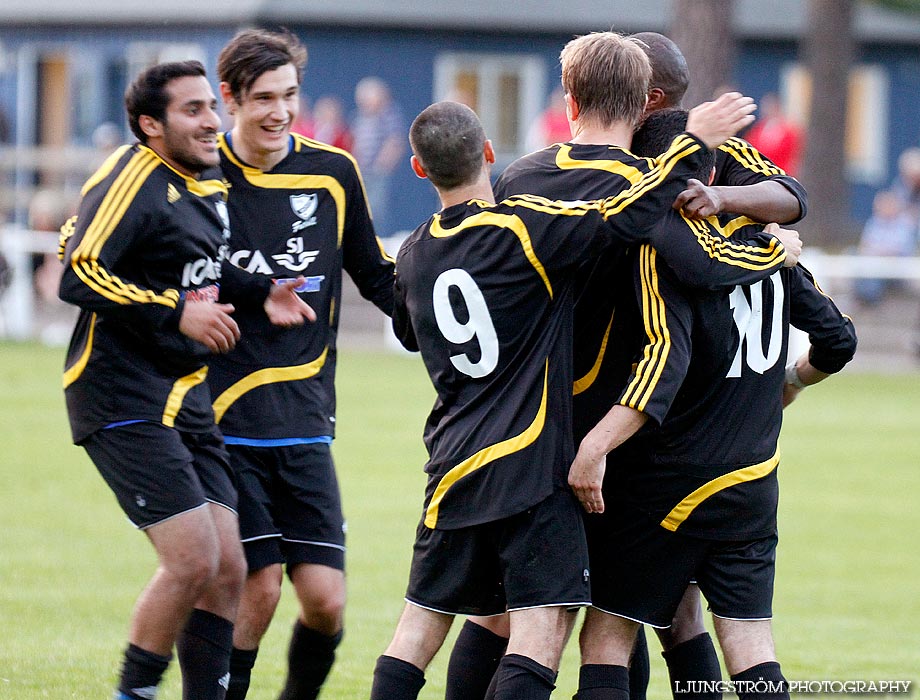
[560,32,651,128]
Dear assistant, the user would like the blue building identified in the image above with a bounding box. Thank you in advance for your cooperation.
[2,0,919,233]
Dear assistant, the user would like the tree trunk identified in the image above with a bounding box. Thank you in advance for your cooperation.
[799,0,856,248]
[670,0,736,108]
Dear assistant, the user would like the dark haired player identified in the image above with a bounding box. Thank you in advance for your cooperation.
[370,90,785,700]
[58,60,313,700]
[567,107,857,700]
[207,28,395,700]
[446,30,806,700]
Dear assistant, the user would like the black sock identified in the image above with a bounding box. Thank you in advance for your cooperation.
[628,627,650,700]
[226,646,259,700]
[116,643,171,700]
[277,622,343,700]
[370,655,426,700]
[730,662,789,700]
[662,633,722,700]
[574,663,630,700]
[446,620,509,700]
[485,654,556,700]
[175,608,234,700]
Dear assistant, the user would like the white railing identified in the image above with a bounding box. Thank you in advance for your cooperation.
[799,250,920,282]
[0,227,60,340]
[3,227,919,347]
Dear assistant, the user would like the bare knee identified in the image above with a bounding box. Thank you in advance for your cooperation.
[292,564,346,635]
[712,617,777,675]
[163,543,221,597]
[507,605,577,672]
[244,565,284,619]
[579,608,638,666]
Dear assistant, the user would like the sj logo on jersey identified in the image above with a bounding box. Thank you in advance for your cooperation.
[290,193,318,233]
[273,237,320,272]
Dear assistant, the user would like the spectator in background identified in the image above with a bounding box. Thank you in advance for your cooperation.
[745,92,803,175]
[29,189,78,344]
[525,86,571,151]
[89,121,124,171]
[29,189,71,305]
[311,95,353,152]
[291,95,313,136]
[351,77,404,237]
[0,104,10,143]
[891,147,920,215]
[853,189,917,306]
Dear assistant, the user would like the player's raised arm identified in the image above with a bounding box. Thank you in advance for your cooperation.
[684,91,757,150]
[631,108,796,290]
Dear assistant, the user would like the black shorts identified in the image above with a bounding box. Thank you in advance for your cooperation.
[405,488,591,616]
[587,498,777,628]
[227,442,345,573]
[81,421,236,530]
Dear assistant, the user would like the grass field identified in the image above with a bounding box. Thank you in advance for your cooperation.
[1,341,918,699]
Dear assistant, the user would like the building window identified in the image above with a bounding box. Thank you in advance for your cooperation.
[783,63,889,184]
[433,52,545,166]
[125,42,206,82]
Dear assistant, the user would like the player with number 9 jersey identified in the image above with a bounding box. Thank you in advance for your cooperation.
[392,133,777,534]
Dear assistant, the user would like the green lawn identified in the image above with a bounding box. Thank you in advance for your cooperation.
[1,342,918,699]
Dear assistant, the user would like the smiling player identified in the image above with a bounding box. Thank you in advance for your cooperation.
[207,29,395,700]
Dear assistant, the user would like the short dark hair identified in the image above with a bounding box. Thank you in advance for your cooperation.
[125,60,207,144]
[217,28,308,101]
[632,108,714,180]
[631,32,690,108]
[409,102,486,190]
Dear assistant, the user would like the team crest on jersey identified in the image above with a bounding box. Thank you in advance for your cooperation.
[290,193,318,233]
[214,200,231,239]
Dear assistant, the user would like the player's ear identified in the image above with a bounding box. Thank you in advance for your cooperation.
[139,114,163,140]
[646,88,666,113]
[219,82,238,114]
[483,140,495,165]
[565,92,579,122]
[410,154,428,180]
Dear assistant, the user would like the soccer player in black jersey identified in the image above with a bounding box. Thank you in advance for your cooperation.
[567,108,857,700]
[58,61,314,700]
[207,30,395,700]
[634,31,806,226]
[445,31,805,700]
[636,32,809,696]
[369,76,775,699]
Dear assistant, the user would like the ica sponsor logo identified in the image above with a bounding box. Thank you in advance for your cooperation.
[181,256,222,287]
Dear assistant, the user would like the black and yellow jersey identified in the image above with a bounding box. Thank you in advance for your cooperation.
[395,132,727,531]
[608,243,857,539]
[205,133,394,442]
[59,144,270,444]
[494,141,789,443]
[716,137,808,221]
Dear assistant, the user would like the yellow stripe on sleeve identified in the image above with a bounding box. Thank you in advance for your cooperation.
[620,246,670,411]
